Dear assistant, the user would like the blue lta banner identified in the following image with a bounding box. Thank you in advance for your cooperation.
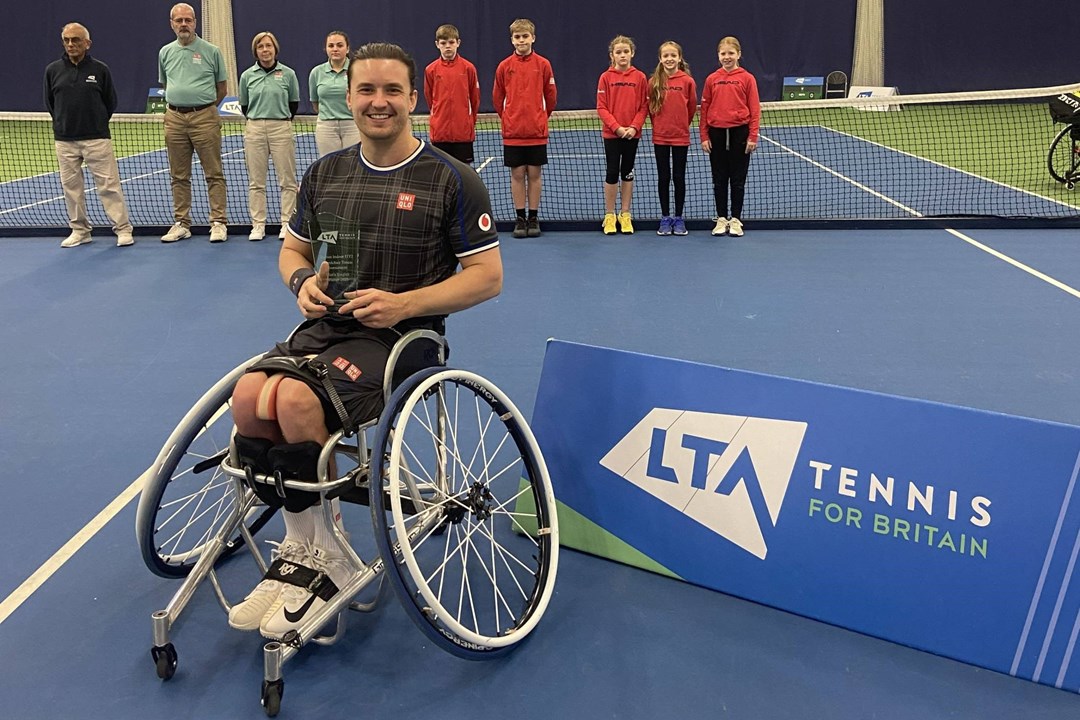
[531,340,1080,692]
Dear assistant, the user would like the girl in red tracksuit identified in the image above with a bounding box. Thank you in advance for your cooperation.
[648,41,697,236]
[596,35,648,235]
[700,36,760,237]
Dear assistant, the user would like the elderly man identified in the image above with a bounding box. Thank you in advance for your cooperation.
[43,23,134,248]
[158,2,228,243]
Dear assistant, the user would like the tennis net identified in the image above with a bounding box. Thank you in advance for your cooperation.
[3,82,1079,232]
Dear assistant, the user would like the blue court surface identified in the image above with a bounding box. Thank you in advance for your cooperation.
[2,226,1080,719]
[4,124,1076,228]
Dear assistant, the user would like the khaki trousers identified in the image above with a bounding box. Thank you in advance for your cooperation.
[164,106,226,225]
[314,118,360,157]
[243,119,297,225]
[54,139,133,235]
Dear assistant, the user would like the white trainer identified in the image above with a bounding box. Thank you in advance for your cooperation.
[248,224,266,241]
[161,223,191,243]
[228,539,309,631]
[728,218,745,237]
[260,544,352,639]
[116,232,134,247]
[209,222,228,243]
[711,218,728,236]
[60,232,91,248]
[278,225,288,240]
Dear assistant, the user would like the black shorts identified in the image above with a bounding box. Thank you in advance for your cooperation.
[503,144,548,168]
[433,141,475,164]
[254,317,445,431]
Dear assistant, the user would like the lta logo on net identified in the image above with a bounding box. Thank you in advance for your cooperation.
[599,409,807,559]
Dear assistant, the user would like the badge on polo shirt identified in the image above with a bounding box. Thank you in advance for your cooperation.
[193,53,202,64]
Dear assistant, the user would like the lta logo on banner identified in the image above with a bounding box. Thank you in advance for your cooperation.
[600,409,807,559]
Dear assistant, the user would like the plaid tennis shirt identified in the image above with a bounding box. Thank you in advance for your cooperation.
[291,139,498,302]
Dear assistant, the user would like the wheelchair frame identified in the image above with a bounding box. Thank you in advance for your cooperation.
[136,329,560,716]
[1048,122,1080,189]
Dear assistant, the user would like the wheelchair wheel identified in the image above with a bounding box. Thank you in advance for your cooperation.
[136,356,276,578]
[370,367,559,659]
[1048,124,1080,185]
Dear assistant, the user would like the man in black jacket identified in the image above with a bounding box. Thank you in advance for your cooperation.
[43,22,134,248]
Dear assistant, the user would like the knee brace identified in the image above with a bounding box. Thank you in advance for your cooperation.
[267,441,324,512]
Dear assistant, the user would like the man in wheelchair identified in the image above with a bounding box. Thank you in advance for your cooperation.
[227,42,502,639]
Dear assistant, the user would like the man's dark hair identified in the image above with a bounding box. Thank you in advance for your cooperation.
[347,42,417,91]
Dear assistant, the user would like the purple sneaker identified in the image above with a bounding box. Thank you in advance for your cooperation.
[672,216,688,236]
[657,216,674,235]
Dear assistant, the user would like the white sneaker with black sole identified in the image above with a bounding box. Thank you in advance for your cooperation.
[711,218,728,236]
[728,218,744,237]
[227,538,309,631]
[260,544,352,639]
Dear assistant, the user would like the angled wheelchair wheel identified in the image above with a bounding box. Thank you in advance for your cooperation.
[371,367,559,659]
[1048,124,1080,186]
[136,356,276,578]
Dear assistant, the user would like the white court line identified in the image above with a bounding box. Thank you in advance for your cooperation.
[0,146,246,217]
[0,472,146,626]
[946,228,1080,299]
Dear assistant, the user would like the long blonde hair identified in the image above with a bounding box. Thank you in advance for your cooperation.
[648,41,690,115]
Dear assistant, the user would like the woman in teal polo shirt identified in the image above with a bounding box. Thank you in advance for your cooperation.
[239,31,299,240]
[308,30,358,157]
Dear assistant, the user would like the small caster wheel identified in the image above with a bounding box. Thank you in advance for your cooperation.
[261,678,284,717]
[151,643,177,680]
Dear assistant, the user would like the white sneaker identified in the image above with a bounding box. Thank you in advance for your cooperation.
[248,224,266,241]
[228,539,308,631]
[711,218,728,236]
[116,232,134,247]
[728,218,744,237]
[161,223,191,243]
[209,222,228,243]
[60,232,91,248]
[260,544,352,639]
[278,225,288,240]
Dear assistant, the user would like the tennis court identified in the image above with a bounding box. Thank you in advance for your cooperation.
[2,225,1080,718]
[4,88,1079,231]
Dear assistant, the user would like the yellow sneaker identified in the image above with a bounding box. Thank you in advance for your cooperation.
[618,212,634,234]
[602,213,617,235]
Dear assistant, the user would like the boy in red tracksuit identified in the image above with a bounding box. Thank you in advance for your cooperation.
[648,41,697,236]
[423,24,480,164]
[596,35,648,235]
[493,18,557,238]
[700,35,760,238]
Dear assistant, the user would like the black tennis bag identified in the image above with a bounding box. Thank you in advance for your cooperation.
[1049,91,1080,124]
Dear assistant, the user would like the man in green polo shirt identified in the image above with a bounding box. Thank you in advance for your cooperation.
[158,2,228,243]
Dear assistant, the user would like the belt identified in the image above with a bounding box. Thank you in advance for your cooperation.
[167,103,214,113]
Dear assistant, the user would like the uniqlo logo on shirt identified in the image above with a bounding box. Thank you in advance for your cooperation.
[396,193,416,211]
[332,357,350,371]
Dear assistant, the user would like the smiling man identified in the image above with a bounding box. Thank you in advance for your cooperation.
[224,42,503,640]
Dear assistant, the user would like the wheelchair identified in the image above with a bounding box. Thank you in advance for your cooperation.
[135,329,560,716]
[1048,91,1080,189]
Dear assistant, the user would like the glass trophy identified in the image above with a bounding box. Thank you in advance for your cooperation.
[309,213,362,307]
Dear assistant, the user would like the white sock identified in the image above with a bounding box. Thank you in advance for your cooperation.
[282,508,315,544]
[313,499,347,550]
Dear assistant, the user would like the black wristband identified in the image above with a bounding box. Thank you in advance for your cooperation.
[289,268,316,297]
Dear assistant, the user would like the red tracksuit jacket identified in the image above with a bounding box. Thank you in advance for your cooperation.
[699,66,760,143]
[649,69,697,146]
[493,51,557,145]
[596,66,648,140]
[423,55,480,143]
